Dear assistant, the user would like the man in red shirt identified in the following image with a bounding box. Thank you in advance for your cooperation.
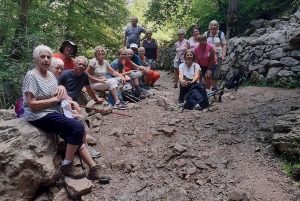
[53,41,78,70]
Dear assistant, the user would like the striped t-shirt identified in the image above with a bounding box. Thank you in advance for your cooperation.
[22,70,61,121]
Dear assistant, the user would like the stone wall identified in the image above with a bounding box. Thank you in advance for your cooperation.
[157,7,300,85]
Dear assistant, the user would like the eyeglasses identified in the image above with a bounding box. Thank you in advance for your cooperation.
[75,63,87,67]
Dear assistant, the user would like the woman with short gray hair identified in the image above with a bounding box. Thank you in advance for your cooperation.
[173,29,188,88]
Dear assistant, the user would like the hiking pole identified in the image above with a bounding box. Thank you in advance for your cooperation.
[79,105,132,117]
[77,149,86,177]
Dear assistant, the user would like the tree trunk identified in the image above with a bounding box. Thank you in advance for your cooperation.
[226,0,238,39]
[10,0,30,60]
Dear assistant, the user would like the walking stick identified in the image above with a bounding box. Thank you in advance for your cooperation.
[79,105,132,117]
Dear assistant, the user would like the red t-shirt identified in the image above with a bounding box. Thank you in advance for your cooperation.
[52,53,74,70]
[122,60,132,72]
[194,43,217,67]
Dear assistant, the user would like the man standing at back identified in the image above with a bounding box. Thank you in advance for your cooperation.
[123,17,146,48]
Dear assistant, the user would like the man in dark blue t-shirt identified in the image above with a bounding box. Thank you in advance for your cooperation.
[58,56,104,103]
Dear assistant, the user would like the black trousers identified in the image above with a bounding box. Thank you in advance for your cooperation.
[178,84,192,102]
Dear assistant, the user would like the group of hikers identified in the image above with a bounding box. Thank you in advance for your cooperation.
[20,17,226,183]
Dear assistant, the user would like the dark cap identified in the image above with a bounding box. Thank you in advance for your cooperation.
[59,40,78,57]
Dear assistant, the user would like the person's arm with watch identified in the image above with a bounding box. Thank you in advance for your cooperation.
[205,50,216,78]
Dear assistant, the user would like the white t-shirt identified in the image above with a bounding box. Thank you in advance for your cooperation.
[88,58,110,81]
[188,37,199,51]
[204,30,226,56]
[179,62,201,79]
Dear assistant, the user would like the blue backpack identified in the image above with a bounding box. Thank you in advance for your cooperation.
[184,83,209,110]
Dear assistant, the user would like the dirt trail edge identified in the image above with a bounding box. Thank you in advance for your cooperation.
[85,71,300,201]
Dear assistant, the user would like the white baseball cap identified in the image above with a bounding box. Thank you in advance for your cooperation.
[130,43,138,49]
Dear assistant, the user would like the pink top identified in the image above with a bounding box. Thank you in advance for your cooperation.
[194,43,217,67]
[174,39,188,63]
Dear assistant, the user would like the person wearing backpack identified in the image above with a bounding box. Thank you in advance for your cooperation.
[177,50,200,106]
[204,20,227,92]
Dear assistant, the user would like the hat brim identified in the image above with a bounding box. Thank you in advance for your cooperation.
[59,41,78,57]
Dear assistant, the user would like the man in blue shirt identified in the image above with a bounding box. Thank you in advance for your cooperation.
[123,17,146,48]
[58,56,104,103]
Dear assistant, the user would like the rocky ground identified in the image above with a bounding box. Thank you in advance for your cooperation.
[75,71,300,201]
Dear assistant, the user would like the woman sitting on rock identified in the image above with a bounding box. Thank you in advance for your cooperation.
[22,45,110,181]
[138,47,160,88]
[86,46,127,110]
[178,50,200,105]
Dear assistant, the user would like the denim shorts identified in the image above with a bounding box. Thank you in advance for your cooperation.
[201,64,217,77]
[174,61,182,68]
[146,59,156,68]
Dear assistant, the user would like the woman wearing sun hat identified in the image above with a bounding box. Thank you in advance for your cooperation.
[53,40,78,70]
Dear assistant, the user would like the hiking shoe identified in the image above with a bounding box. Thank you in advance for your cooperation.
[59,162,85,179]
[177,100,184,107]
[87,164,111,181]
[138,90,146,99]
[173,84,178,88]
[114,102,127,110]
[150,83,155,87]
[88,146,101,159]
[120,100,129,105]
[211,87,217,92]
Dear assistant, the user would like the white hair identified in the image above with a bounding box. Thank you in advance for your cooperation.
[74,56,88,66]
[209,20,219,29]
[33,45,53,59]
[126,49,133,54]
[94,46,105,56]
[50,58,64,69]
[138,47,145,52]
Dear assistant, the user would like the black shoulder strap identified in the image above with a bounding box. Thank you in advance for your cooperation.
[218,30,222,39]
[206,30,210,38]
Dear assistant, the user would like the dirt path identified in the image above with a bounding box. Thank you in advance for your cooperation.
[84,71,300,201]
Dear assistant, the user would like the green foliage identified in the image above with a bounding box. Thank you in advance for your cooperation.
[242,77,300,89]
[0,0,130,108]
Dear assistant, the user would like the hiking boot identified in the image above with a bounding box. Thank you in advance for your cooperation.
[88,146,101,159]
[138,90,146,99]
[59,162,85,179]
[87,164,111,181]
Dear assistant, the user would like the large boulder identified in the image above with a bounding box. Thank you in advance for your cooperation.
[0,109,16,122]
[273,110,300,156]
[0,118,57,201]
[266,67,282,83]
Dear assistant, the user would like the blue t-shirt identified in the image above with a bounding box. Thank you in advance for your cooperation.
[58,70,90,101]
[125,25,145,48]
[107,59,124,78]
[131,54,141,66]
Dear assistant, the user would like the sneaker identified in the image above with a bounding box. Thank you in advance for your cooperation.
[150,83,155,87]
[173,84,178,88]
[59,162,86,179]
[87,164,111,181]
[211,87,217,92]
[120,100,129,105]
[88,146,101,159]
[114,102,127,110]
[177,100,184,107]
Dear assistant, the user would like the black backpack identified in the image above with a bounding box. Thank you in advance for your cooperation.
[184,83,209,110]
[225,71,241,90]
